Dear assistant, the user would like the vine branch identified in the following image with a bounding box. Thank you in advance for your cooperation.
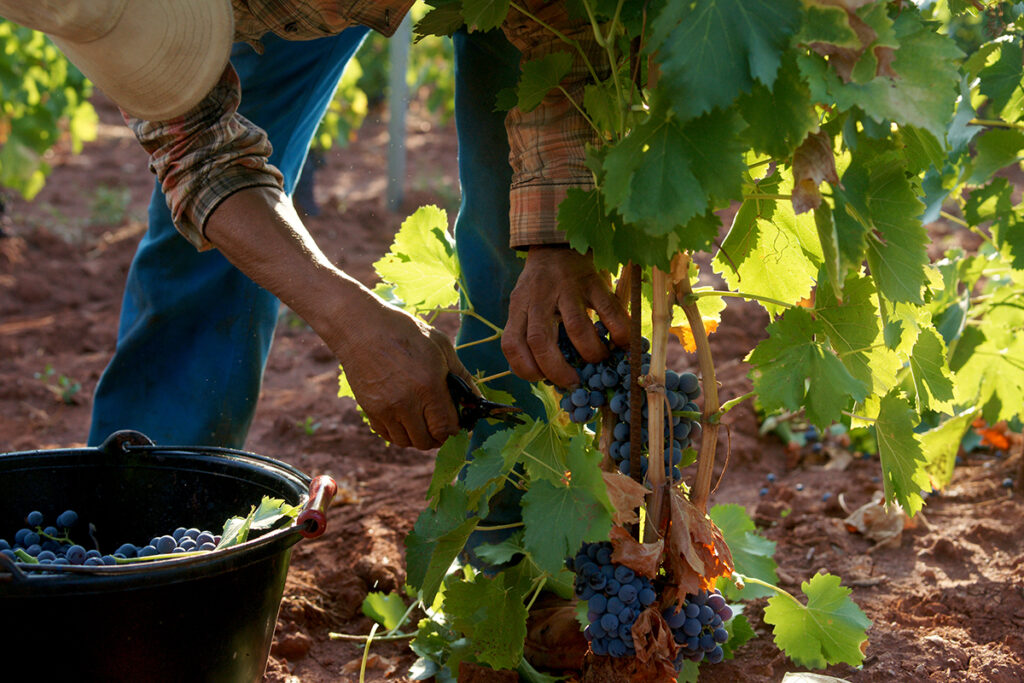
[671,253,720,514]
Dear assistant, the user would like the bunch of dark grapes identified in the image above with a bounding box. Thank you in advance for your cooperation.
[0,509,221,568]
[554,323,702,484]
[567,541,658,657]
[663,588,732,667]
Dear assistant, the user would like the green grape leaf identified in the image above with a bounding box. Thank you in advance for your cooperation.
[519,419,573,486]
[722,611,757,661]
[602,112,706,234]
[516,51,573,113]
[763,573,871,669]
[949,77,982,156]
[713,178,822,317]
[583,79,620,138]
[798,11,962,139]
[521,435,612,575]
[462,428,520,492]
[815,274,901,397]
[460,0,510,32]
[471,531,526,566]
[362,591,408,630]
[967,129,1024,186]
[406,486,479,604]
[908,327,955,413]
[815,205,843,298]
[218,496,301,548]
[950,318,1024,424]
[979,39,1023,116]
[651,0,802,120]
[863,163,929,305]
[747,308,868,429]
[795,3,858,48]
[559,188,621,272]
[427,431,471,506]
[414,2,466,41]
[737,54,819,159]
[919,409,977,490]
[875,392,930,515]
[710,504,778,600]
[445,572,528,670]
[373,205,460,311]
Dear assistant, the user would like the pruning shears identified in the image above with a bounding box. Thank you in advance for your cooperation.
[446,373,525,430]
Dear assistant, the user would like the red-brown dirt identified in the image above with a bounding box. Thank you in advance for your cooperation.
[2,95,1022,682]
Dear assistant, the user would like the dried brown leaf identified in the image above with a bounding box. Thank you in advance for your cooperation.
[792,131,839,214]
[601,472,649,526]
[609,526,663,579]
[664,490,734,605]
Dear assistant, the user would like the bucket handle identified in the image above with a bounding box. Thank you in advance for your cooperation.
[296,475,337,539]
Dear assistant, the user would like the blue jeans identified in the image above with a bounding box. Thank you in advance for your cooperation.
[88,29,538,454]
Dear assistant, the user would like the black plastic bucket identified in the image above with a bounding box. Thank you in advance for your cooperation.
[0,431,334,683]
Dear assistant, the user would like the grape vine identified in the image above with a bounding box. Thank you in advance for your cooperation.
[337,0,1024,679]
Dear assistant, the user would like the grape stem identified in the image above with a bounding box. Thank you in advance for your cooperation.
[477,369,513,384]
[734,574,800,605]
[524,576,548,612]
[671,252,721,514]
[684,289,794,311]
[475,522,525,531]
[359,623,379,683]
[643,267,672,541]
[629,263,644,490]
[712,391,756,422]
[329,631,415,642]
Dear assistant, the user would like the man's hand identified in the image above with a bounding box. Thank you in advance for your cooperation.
[206,186,473,451]
[502,246,630,388]
[329,301,477,450]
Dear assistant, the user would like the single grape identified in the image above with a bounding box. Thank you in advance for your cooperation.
[588,593,608,613]
[115,543,138,558]
[606,596,625,616]
[607,638,627,657]
[155,535,177,554]
[65,545,87,564]
[26,510,44,527]
[56,510,78,528]
[600,613,619,633]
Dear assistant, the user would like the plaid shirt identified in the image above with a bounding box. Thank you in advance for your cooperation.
[127,0,599,251]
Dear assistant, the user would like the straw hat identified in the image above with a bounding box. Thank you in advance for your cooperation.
[0,0,234,121]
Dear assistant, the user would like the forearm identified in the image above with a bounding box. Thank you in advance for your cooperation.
[204,186,377,355]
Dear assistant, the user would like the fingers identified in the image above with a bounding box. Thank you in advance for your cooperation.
[526,301,583,387]
[588,281,631,349]
[502,297,545,383]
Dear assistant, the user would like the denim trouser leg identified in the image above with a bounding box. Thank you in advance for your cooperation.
[88,29,370,448]
[451,29,543,559]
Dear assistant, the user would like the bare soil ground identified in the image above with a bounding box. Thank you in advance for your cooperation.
[2,95,1022,682]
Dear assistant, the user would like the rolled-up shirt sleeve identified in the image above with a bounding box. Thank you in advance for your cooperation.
[124,64,284,250]
[502,1,604,248]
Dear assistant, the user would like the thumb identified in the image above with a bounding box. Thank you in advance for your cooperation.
[432,330,483,398]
